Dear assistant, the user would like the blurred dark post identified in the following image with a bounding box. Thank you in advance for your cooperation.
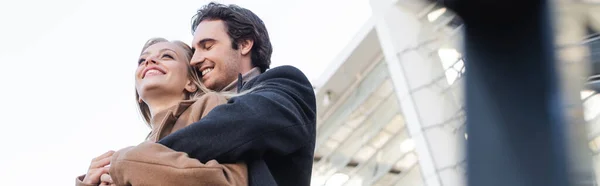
[433,0,572,185]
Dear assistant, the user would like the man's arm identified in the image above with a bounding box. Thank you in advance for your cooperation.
[158,66,316,163]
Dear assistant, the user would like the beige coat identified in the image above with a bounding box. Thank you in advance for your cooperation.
[76,92,247,186]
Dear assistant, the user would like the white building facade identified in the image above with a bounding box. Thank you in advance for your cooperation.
[311,0,600,185]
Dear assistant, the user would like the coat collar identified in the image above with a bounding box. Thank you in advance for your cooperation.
[150,100,196,129]
[222,67,262,93]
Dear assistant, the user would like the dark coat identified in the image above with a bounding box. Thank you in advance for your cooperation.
[158,65,317,186]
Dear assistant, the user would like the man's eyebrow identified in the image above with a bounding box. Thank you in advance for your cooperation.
[197,38,216,46]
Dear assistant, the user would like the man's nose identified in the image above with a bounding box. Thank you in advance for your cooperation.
[190,52,204,66]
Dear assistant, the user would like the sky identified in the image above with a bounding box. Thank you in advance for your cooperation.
[0,0,371,185]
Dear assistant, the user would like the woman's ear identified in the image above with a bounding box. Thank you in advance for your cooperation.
[185,80,198,93]
[239,39,254,56]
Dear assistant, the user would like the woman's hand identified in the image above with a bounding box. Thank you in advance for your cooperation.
[81,151,114,185]
[99,173,114,186]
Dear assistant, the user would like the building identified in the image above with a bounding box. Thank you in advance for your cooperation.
[311,0,600,185]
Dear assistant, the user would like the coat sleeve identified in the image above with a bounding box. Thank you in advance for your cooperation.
[109,142,247,186]
[75,175,96,186]
[158,66,317,163]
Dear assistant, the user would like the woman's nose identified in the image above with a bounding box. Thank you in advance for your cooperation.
[143,57,158,65]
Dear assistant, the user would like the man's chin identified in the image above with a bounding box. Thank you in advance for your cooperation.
[202,77,235,91]
[202,81,218,91]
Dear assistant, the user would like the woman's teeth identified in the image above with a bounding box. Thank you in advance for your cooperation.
[202,68,213,76]
[145,69,164,77]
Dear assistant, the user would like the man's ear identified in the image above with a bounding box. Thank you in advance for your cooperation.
[239,39,254,56]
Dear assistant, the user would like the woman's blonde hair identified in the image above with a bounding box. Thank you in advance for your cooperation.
[136,38,212,126]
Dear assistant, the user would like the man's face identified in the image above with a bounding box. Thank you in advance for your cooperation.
[190,20,241,91]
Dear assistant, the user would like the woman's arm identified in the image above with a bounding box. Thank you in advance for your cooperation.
[109,141,247,186]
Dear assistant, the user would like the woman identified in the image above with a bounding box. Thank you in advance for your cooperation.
[76,38,247,186]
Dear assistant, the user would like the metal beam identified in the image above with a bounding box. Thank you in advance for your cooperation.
[316,60,389,149]
[345,128,411,185]
[314,90,395,167]
[316,94,400,182]
[316,54,384,129]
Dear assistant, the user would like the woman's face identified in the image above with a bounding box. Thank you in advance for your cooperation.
[135,42,193,102]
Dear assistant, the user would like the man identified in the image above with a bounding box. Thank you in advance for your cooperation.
[157,2,316,186]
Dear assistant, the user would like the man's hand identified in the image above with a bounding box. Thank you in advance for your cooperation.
[82,151,114,185]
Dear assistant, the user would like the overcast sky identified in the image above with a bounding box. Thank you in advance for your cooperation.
[0,0,371,185]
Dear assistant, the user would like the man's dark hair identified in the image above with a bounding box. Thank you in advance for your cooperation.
[192,2,272,73]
